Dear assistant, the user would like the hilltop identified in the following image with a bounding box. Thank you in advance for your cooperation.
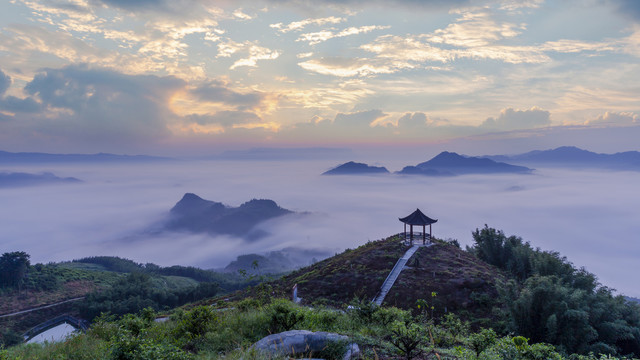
[398,151,532,176]
[227,235,504,326]
[323,161,390,175]
[3,227,640,359]
[165,193,294,239]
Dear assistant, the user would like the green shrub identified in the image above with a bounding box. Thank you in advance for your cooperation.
[468,328,497,358]
[389,320,424,360]
[110,334,191,360]
[303,307,340,331]
[266,299,304,333]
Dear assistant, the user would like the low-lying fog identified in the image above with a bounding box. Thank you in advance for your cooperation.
[1,158,638,297]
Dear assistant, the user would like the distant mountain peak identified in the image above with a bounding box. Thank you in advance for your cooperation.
[166,193,293,239]
[323,161,389,175]
[0,171,82,188]
[482,146,640,170]
[397,151,532,176]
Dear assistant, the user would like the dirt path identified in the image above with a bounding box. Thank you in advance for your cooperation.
[0,297,85,319]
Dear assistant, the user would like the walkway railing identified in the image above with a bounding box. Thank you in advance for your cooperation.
[22,314,88,342]
[372,244,421,306]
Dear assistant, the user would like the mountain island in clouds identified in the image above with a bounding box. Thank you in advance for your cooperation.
[0,150,170,164]
[165,193,294,240]
[0,171,81,188]
[484,146,640,170]
[398,151,533,176]
[322,161,390,175]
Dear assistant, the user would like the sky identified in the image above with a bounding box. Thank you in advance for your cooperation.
[0,0,639,156]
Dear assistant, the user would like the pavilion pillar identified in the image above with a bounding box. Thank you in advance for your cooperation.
[410,225,413,244]
[423,225,426,244]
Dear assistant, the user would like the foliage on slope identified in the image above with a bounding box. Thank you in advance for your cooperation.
[2,299,634,360]
[468,226,640,356]
[0,254,257,347]
[232,235,505,328]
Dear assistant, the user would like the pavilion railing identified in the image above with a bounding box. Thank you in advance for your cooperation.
[402,232,431,244]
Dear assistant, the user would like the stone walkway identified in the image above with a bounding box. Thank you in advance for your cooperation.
[372,243,432,306]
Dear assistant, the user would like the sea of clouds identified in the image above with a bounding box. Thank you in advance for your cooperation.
[0,157,638,297]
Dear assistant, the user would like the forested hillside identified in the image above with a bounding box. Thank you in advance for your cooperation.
[2,226,640,359]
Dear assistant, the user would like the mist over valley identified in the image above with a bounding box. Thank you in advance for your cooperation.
[1,147,639,298]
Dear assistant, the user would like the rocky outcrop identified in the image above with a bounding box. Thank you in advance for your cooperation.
[252,330,360,360]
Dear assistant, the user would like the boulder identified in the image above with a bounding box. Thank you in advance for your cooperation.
[252,330,360,360]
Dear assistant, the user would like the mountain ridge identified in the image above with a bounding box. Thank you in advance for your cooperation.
[483,146,640,170]
[0,150,170,163]
[398,151,533,176]
[0,171,82,187]
[165,193,294,239]
[322,161,390,175]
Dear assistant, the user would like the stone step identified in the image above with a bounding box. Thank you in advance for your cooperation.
[372,244,422,306]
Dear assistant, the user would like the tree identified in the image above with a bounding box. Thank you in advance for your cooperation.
[390,320,424,360]
[0,251,30,289]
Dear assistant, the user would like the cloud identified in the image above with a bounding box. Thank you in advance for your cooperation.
[264,0,472,12]
[2,159,640,298]
[3,64,185,147]
[297,25,391,45]
[0,70,10,96]
[216,40,280,69]
[270,16,345,33]
[233,9,253,20]
[298,57,402,77]
[230,45,281,69]
[89,0,223,19]
[190,81,265,110]
[0,69,42,113]
[93,0,165,11]
[586,111,638,126]
[481,107,551,131]
[426,11,524,47]
[333,109,387,128]
[499,0,545,11]
[10,0,222,79]
[397,112,429,128]
[186,111,263,128]
[0,96,42,113]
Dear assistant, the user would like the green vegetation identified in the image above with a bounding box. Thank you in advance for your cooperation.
[2,298,635,360]
[78,272,219,321]
[469,226,640,356]
[2,227,640,360]
[0,254,260,347]
[0,251,30,290]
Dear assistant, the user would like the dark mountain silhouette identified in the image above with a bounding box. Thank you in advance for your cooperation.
[484,146,640,170]
[0,150,170,163]
[322,161,389,175]
[626,296,640,305]
[397,151,532,176]
[0,171,82,188]
[165,193,293,239]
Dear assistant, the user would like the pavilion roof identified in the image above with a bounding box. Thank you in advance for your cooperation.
[399,208,437,225]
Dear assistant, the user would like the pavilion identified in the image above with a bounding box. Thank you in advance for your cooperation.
[399,208,437,244]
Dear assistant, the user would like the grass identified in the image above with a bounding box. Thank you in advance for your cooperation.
[216,236,504,327]
[1,298,583,360]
